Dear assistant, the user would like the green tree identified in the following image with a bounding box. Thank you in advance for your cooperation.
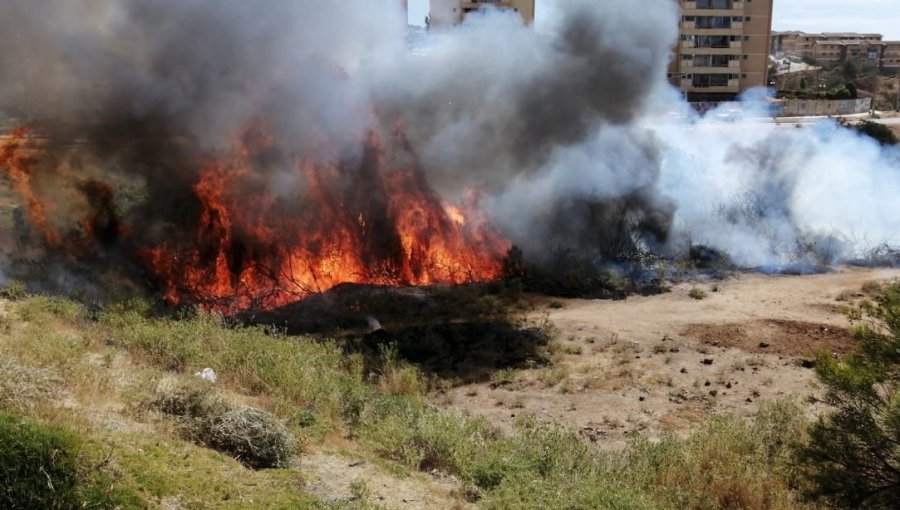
[798,283,900,508]
[840,59,859,82]
[853,121,899,146]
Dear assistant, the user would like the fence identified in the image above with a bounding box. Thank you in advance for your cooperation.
[689,98,872,118]
[774,98,872,117]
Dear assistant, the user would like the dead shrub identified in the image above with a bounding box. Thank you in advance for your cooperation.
[150,377,226,420]
[202,407,296,469]
[151,377,295,469]
[688,288,708,300]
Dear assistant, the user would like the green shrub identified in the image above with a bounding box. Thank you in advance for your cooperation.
[853,120,899,146]
[0,413,139,509]
[0,413,81,509]
[798,283,900,508]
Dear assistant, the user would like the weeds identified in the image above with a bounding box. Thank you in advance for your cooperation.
[688,288,708,300]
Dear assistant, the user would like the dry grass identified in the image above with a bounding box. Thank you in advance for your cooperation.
[835,289,856,302]
[535,366,571,388]
[861,280,884,295]
[0,359,61,411]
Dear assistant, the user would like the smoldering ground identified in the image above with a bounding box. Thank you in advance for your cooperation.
[0,0,898,303]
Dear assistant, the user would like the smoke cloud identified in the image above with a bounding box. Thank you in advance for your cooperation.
[0,0,898,301]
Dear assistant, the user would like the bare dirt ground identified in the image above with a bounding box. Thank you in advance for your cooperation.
[303,451,473,510]
[440,267,900,449]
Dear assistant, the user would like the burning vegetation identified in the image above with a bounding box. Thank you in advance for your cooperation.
[1,121,507,313]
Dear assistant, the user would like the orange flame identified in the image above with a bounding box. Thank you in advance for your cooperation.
[0,128,61,247]
[142,122,508,312]
[1,120,509,313]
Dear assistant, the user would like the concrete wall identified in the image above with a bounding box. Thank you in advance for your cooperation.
[775,98,872,117]
[688,98,872,117]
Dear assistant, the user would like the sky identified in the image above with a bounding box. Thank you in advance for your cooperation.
[408,0,900,40]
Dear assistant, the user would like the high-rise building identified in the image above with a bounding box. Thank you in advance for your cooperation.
[668,0,774,101]
[428,0,535,27]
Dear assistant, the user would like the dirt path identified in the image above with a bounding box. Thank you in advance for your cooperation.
[442,268,900,448]
[302,450,471,509]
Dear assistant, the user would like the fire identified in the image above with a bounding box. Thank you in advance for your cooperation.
[1,119,508,313]
[140,122,508,312]
[0,128,61,247]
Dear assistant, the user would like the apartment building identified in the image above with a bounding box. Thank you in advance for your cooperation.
[771,31,900,72]
[668,0,774,101]
[428,0,535,27]
[771,31,882,60]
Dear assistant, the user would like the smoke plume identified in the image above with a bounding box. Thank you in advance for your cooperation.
[0,0,898,306]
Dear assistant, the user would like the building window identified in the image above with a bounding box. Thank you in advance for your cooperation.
[692,74,731,88]
[693,54,732,67]
[696,16,732,29]
[696,0,732,8]
[692,35,732,48]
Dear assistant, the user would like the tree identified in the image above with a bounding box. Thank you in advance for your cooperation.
[798,283,900,508]
[841,59,859,83]
[854,121,899,146]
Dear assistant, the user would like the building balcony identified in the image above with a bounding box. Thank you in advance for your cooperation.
[681,44,743,54]
[681,81,741,94]
[683,0,744,10]
[681,27,744,36]
[461,1,515,9]
[680,65,738,73]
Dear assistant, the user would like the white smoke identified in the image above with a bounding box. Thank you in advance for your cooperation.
[650,112,900,267]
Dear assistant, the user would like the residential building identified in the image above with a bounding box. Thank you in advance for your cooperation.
[428,0,535,27]
[668,0,774,101]
[771,31,900,72]
[771,31,882,60]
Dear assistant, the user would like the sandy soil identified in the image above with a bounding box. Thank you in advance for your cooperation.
[303,450,472,510]
[441,267,900,448]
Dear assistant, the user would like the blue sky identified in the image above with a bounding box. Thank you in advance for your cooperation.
[408,0,900,40]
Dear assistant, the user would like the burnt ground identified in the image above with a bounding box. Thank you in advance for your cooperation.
[682,319,855,357]
[238,282,551,381]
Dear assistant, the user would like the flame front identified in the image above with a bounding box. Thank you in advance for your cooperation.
[141,123,508,312]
